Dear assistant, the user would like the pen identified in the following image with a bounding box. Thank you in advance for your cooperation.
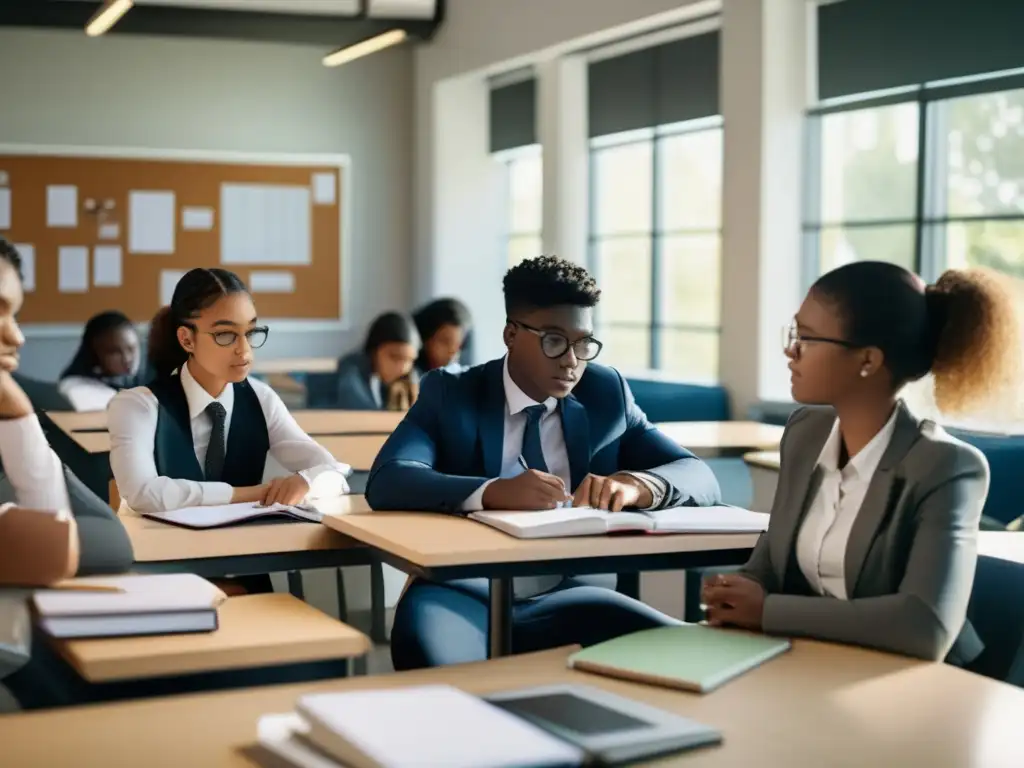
[517,455,529,472]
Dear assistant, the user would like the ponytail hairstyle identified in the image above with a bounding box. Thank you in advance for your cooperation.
[147,268,249,380]
[811,261,1021,414]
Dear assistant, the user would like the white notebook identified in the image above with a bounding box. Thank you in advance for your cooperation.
[286,685,585,768]
[33,574,226,639]
[142,501,323,530]
[469,505,769,539]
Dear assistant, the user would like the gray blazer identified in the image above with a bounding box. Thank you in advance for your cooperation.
[742,402,987,663]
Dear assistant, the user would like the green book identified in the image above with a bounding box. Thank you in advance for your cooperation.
[568,625,791,693]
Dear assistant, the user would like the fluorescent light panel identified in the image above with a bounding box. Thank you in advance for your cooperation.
[322,28,408,67]
[86,0,134,37]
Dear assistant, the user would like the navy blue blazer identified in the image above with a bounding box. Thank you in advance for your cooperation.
[335,352,383,411]
[365,358,721,513]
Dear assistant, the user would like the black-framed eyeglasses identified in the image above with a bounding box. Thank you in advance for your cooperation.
[186,323,270,349]
[509,320,603,361]
[782,320,857,357]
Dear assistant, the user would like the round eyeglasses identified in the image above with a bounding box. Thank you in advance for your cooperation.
[510,320,603,361]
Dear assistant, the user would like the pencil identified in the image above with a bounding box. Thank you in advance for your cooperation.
[49,582,124,593]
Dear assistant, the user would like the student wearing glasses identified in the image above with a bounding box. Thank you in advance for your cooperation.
[108,268,350,521]
[367,256,721,669]
[702,261,1020,662]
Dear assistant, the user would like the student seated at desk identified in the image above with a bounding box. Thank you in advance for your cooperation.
[367,256,721,670]
[107,269,350,592]
[702,262,1021,663]
[413,297,472,373]
[335,312,420,411]
[58,311,143,411]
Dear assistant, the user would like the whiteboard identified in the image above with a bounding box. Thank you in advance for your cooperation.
[220,183,311,265]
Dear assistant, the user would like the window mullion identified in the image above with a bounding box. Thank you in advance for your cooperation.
[650,135,663,370]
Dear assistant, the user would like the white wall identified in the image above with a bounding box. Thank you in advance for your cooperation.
[0,28,413,380]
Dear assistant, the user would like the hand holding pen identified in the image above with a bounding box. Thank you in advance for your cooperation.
[479,455,572,510]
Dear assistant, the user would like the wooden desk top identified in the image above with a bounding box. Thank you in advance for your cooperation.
[743,450,781,470]
[315,434,389,472]
[121,496,369,563]
[4,642,1023,767]
[46,593,370,683]
[250,357,338,375]
[656,421,784,452]
[979,531,1024,565]
[321,510,759,570]
[45,410,107,433]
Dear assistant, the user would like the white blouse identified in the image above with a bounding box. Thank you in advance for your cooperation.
[0,413,71,511]
[795,408,898,600]
[108,362,350,513]
[58,376,119,412]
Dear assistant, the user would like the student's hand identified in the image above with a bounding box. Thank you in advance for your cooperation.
[231,485,270,505]
[262,473,310,507]
[572,473,651,511]
[0,371,33,420]
[701,573,766,631]
[481,470,571,510]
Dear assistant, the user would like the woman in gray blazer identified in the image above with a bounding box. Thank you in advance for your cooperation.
[335,312,421,411]
[703,261,1020,662]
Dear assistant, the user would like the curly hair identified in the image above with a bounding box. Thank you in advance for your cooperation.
[812,261,1021,415]
[503,255,601,315]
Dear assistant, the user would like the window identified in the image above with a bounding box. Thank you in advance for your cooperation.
[589,119,723,381]
[498,147,543,268]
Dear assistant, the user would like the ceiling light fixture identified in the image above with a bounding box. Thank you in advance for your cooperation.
[86,0,134,37]
[322,28,408,67]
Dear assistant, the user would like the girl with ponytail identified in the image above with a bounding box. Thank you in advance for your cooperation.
[702,261,1021,665]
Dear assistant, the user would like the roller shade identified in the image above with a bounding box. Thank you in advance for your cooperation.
[489,78,537,153]
[819,0,1024,100]
[588,32,720,138]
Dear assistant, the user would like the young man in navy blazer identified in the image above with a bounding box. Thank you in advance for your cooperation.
[367,256,721,669]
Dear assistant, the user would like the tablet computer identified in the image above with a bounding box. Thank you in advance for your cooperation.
[484,683,721,765]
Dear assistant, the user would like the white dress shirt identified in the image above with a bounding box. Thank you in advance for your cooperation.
[795,409,899,600]
[0,414,71,511]
[58,376,118,412]
[108,362,350,514]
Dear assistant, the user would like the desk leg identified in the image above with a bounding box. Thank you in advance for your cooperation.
[287,571,305,600]
[369,562,387,644]
[488,577,514,659]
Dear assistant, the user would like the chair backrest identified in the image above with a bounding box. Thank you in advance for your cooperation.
[965,554,1024,686]
[948,430,1024,527]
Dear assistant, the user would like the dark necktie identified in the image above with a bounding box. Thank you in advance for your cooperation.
[204,401,227,482]
[521,404,549,473]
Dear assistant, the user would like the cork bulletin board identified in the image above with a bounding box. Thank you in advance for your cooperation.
[0,147,347,325]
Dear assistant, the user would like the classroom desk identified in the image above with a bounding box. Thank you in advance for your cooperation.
[250,357,337,375]
[656,421,785,457]
[743,450,781,513]
[4,642,1023,767]
[46,593,369,685]
[315,434,389,472]
[322,510,757,659]
[44,410,107,434]
[979,530,1024,565]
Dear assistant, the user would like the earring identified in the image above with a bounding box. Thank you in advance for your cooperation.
[860,368,869,378]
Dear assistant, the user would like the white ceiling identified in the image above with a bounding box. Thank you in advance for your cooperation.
[69,0,438,19]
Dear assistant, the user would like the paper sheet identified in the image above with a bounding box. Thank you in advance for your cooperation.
[14,244,34,292]
[129,191,176,254]
[248,270,295,293]
[220,183,310,265]
[312,171,337,205]
[98,222,120,240]
[93,245,122,287]
[182,206,214,231]
[0,189,10,230]
[58,246,88,293]
[47,186,78,228]
[160,269,185,306]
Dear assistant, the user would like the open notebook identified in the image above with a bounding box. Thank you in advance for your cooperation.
[33,573,226,639]
[469,505,769,539]
[142,502,323,530]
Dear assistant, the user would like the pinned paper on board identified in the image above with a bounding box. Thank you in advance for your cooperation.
[249,271,296,293]
[220,183,311,265]
[160,269,186,306]
[58,246,88,293]
[312,172,337,205]
[47,186,78,228]
[182,207,214,231]
[98,222,120,240]
[14,244,34,292]
[129,191,176,254]
[0,189,10,231]
[93,246,123,287]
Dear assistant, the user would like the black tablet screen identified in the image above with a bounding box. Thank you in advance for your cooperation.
[490,693,652,736]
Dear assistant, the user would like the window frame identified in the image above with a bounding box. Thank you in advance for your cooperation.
[588,116,724,379]
[495,143,543,268]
